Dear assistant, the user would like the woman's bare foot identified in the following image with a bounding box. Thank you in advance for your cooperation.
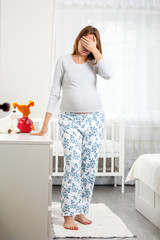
[64,216,79,230]
[74,214,92,224]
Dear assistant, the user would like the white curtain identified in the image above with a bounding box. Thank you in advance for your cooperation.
[52,0,160,185]
[56,0,160,9]
[53,0,160,122]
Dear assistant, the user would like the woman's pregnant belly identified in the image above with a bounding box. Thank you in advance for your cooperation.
[61,85,102,112]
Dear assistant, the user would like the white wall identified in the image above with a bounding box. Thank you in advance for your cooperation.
[0,0,55,118]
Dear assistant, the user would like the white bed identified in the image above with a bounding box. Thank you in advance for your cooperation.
[125,153,160,229]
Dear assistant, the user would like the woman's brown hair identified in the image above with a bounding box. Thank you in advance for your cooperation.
[72,25,102,65]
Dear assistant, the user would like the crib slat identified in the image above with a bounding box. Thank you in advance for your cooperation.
[54,121,58,173]
[56,121,59,173]
[48,121,51,138]
[103,123,107,173]
[63,155,66,172]
[111,122,114,173]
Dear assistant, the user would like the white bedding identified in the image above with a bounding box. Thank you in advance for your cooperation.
[125,153,160,195]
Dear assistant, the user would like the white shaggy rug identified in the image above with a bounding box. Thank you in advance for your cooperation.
[51,202,137,239]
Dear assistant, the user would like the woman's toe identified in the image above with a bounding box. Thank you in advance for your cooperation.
[86,220,92,224]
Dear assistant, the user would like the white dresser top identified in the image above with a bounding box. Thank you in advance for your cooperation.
[0,133,52,145]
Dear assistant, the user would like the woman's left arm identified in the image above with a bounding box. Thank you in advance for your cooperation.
[81,36,114,79]
[94,53,115,80]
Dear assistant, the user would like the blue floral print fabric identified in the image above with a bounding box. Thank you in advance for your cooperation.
[58,111,106,216]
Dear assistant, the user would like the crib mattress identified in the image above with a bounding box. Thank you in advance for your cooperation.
[125,153,160,195]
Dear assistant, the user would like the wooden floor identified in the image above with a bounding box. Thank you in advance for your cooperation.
[51,185,160,240]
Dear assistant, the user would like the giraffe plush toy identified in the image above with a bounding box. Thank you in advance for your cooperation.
[12,100,35,133]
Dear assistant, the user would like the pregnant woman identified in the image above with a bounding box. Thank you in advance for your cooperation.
[31,25,114,230]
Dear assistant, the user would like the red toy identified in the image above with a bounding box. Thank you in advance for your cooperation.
[12,100,35,133]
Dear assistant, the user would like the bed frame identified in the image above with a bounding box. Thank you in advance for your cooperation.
[135,179,160,229]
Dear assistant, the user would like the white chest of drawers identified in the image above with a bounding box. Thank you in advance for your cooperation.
[0,133,53,240]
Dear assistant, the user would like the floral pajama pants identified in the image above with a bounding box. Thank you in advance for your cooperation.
[58,111,106,217]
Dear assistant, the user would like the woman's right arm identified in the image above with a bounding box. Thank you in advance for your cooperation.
[30,56,64,136]
[30,112,52,136]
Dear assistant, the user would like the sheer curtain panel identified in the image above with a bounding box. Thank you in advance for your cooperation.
[51,0,160,185]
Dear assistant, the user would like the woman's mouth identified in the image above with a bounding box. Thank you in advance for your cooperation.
[83,48,88,53]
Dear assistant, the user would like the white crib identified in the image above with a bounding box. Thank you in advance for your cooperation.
[32,115,125,193]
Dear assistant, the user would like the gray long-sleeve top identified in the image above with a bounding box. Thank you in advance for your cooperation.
[46,54,114,114]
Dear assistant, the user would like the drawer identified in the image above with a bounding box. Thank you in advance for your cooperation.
[48,176,52,207]
[139,180,154,206]
[47,209,52,237]
[49,147,53,176]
